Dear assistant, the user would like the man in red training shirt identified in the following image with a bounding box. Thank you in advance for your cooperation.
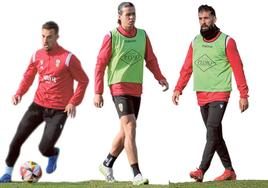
[172,5,249,182]
[0,21,89,183]
[94,2,169,185]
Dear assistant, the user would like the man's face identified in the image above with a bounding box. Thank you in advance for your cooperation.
[118,6,136,30]
[42,29,58,51]
[198,11,216,31]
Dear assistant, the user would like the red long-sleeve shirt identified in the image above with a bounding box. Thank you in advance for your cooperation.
[16,45,89,109]
[174,32,249,106]
[95,25,165,96]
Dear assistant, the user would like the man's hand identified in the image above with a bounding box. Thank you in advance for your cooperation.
[94,94,104,108]
[12,95,22,105]
[64,104,76,118]
[239,98,249,113]
[172,91,181,105]
[159,79,169,92]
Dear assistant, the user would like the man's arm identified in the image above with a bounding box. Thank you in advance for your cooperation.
[174,43,193,93]
[226,37,249,112]
[14,56,38,105]
[95,33,112,94]
[226,37,249,98]
[67,55,89,106]
[144,34,168,91]
[94,33,112,108]
[172,43,193,105]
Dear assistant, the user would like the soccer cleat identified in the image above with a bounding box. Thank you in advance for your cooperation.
[46,147,60,174]
[214,169,236,181]
[133,173,149,185]
[190,168,204,182]
[0,174,11,183]
[99,164,115,183]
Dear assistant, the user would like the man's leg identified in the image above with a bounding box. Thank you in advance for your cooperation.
[101,95,147,185]
[121,114,138,165]
[109,124,125,159]
[202,102,234,170]
[99,125,124,182]
[113,96,140,172]
[211,103,236,181]
[0,103,43,183]
[190,101,229,182]
[190,103,209,182]
[199,102,227,172]
[111,95,140,166]
[213,103,234,171]
[215,124,233,169]
[99,96,129,182]
[121,114,148,185]
[214,131,237,181]
[104,124,125,167]
[39,109,67,174]
[119,96,148,185]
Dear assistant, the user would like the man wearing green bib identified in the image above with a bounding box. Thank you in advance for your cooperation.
[94,2,169,185]
[172,5,249,182]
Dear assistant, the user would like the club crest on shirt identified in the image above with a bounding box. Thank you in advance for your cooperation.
[55,59,61,67]
[118,103,123,112]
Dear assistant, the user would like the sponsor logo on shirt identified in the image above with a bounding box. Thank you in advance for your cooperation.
[202,44,213,48]
[43,75,57,83]
[194,54,216,72]
[120,49,142,65]
[125,39,136,43]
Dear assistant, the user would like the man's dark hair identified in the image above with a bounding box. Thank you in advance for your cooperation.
[42,21,59,34]
[117,2,135,24]
[118,2,134,14]
[198,5,216,17]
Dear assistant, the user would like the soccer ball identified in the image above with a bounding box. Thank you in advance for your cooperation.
[20,161,42,183]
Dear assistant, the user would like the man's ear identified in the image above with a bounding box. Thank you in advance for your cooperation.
[214,17,217,23]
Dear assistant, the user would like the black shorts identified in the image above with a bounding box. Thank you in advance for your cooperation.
[112,95,141,119]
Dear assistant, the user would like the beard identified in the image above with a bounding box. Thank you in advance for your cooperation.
[201,24,214,32]
[200,24,220,40]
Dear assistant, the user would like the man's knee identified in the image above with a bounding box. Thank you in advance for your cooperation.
[124,122,136,134]
[206,126,222,143]
[122,115,136,128]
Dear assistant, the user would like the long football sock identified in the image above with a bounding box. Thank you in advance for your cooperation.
[4,166,13,176]
[103,153,117,168]
[131,163,141,177]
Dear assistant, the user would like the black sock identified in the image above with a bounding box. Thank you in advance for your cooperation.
[131,163,141,177]
[103,153,117,168]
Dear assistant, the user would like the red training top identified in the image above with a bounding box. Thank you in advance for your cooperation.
[16,45,89,109]
[174,32,249,106]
